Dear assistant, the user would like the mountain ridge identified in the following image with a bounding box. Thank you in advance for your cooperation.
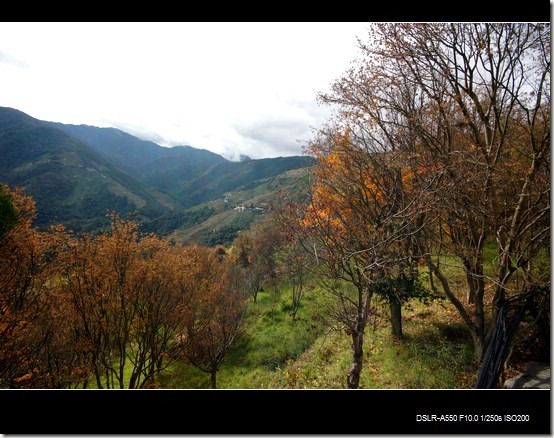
[0,106,314,242]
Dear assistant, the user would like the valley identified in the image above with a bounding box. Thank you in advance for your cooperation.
[0,106,313,242]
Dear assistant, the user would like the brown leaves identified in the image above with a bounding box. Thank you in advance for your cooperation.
[0,197,251,388]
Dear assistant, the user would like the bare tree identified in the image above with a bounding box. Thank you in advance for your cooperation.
[322,23,550,360]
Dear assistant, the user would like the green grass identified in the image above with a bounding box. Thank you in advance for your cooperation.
[155,280,478,389]
[267,298,477,389]
[158,283,324,389]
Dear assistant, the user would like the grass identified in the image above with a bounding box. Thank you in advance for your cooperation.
[269,298,477,389]
[96,241,549,389]
[158,284,324,389]
[157,280,478,389]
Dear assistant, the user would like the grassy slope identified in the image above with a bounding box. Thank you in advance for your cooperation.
[82,243,547,389]
[157,242,549,389]
[157,282,477,389]
[173,167,312,245]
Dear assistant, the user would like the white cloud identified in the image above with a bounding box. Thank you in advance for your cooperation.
[0,22,369,159]
[0,50,29,68]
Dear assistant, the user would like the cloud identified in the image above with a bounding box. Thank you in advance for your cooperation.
[234,116,309,157]
[230,96,335,160]
[0,22,367,161]
[0,50,29,68]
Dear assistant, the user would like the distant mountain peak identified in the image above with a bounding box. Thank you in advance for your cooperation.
[239,155,252,162]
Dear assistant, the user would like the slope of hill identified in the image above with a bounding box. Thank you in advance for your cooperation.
[0,106,314,240]
[45,121,314,210]
[172,166,312,245]
[177,155,314,208]
[0,107,171,231]
[45,122,228,193]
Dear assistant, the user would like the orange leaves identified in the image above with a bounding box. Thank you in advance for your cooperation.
[13,372,32,383]
[178,245,249,387]
[58,215,248,388]
[0,189,253,388]
[305,127,419,250]
[0,185,74,387]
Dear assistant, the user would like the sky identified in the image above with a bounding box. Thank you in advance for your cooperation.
[0,22,370,161]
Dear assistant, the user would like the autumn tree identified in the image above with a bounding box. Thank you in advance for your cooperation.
[230,219,284,303]
[318,23,550,361]
[179,246,248,389]
[0,186,71,387]
[275,236,313,321]
[125,236,197,388]
[60,215,196,388]
[285,124,432,387]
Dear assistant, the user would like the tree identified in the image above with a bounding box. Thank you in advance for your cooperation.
[281,125,431,387]
[0,186,71,387]
[0,184,19,241]
[180,246,248,388]
[61,215,195,388]
[319,23,550,360]
[275,238,313,321]
[230,219,284,303]
[125,236,196,388]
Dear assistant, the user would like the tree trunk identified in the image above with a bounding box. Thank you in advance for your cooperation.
[463,257,484,306]
[210,369,217,389]
[347,330,364,389]
[463,259,477,304]
[465,297,486,361]
[472,330,485,361]
[390,298,403,340]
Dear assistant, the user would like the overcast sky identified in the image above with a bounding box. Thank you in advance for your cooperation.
[0,22,370,160]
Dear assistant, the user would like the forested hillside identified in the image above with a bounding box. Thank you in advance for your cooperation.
[0,107,170,231]
[0,24,549,401]
[0,107,313,238]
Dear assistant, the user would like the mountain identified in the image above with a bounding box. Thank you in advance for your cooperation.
[0,107,314,242]
[0,107,171,231]
[43,119,315,211]
[45,122,228,192]
[172,166,312,246]
[177,155,314,208]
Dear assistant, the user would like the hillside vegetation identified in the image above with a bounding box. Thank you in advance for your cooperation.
[0,107,313,240]
[0,24,549,394]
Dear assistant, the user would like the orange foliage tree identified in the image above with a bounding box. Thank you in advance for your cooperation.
[230,219,283,304]
[275,125,429,388]
[60,215,202,388]
[314,22,550,364]
[1,187,250,389]
[0,185,72,387]
[179,246,249,389]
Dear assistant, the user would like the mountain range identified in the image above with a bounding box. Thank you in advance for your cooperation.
[0,106,313,243]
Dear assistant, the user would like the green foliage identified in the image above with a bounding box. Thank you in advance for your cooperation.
[199,211,260,246]
[200,224,243,247]
[0,107,313,238]
[373,275,440,305]
[0,185,19,238]
[141,206,215,236]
